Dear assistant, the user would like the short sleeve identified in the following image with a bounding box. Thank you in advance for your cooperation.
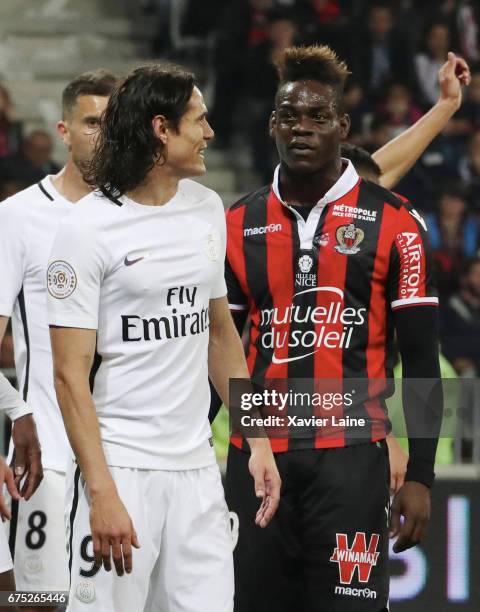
[226,256,248,312]
[210,194,228,299]
[388,204,439,311]
[47,216,108,329]
[0,202,26,316]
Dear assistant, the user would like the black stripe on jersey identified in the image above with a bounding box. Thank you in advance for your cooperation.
[37,181,54,201]
[363,180,403,210]
[17,288,30,401]
[342,182,384,442]
[229,184,270,212]
[101,188,124,207]
[243,191,273,384]
[89,349,103,392]
[8,493,19,559]
[68,465,81,580]
[287,211,321,449]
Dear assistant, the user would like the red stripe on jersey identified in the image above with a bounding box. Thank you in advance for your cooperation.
[265,194,293,452]
[393,207,428,303]
[265,193,293,379]
[365,397,388,440]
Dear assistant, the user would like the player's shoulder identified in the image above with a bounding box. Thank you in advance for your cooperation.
[53,191,118,245]
[360,179,409,211]
[179,179,223,210]
[0,181,49,217]
[225,185,271,221]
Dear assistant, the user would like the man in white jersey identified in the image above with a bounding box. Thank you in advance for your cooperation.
[0,69,117,610]
[47,63,281,612]
[0,374,42,612]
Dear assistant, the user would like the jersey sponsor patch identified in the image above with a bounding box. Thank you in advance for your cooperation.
[47,261,77,299]
[296,252,317,288]
[330,532,380,585]
[332,204,377,222]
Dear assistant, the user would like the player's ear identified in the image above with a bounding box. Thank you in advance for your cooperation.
[339,113,351,140]
[269,111,277,139]
[57,120,70,148]
[152,115,168,145]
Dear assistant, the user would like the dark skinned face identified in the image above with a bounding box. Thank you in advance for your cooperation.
[270,80,350,175]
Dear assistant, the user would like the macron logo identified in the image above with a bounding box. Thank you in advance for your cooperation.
[244,223,282,237]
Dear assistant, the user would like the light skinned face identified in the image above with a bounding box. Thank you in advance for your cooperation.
[160,86,214,180]
[57,94,109,171]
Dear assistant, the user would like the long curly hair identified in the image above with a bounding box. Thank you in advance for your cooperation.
[86,63,195,198]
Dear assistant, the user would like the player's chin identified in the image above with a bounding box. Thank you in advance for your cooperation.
[186,158,207,177]
[284,157,320,174]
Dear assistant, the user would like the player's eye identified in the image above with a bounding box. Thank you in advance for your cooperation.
[280,111,295,121]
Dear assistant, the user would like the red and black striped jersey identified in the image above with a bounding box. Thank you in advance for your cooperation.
[226,161,438,452]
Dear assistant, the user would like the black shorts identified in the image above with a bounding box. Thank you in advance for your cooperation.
[226,441,390,612]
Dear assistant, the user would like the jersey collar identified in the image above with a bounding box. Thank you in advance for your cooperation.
[41,175,75,206]
[272,158,360,209]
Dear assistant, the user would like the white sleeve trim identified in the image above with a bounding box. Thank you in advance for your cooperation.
[48,315,98,330]
[0,372,32,421]
[391,297,439,309]
[229,303,248,311]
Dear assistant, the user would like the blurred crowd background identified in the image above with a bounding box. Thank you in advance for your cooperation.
[1,0,480,460]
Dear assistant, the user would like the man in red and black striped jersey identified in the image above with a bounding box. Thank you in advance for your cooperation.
[223,46,443,612]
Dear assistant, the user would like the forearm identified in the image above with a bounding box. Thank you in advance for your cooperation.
[208,300,267,449]
[208,309,247,423]
[54,373,115,496]
[208,317,249,408]
[396,307,443,487]
[374,99,458,189]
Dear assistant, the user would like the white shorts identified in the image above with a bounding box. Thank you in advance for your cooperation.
[65,461,234,612]
[0,517,13,574]
[7,468,69,591]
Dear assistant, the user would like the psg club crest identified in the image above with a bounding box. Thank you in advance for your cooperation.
[335,224,365,255]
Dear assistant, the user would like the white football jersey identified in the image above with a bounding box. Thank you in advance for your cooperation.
[0,177,73,471]
[47,180,227,470]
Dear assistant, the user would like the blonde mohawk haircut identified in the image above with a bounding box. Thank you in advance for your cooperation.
[276,45,350,92]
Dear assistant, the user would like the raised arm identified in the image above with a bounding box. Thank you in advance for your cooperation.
[373,52,471,189]
[50,326,139,576]
[209,296,280,527]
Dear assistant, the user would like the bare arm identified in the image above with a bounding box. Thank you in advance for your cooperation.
[209,296,281,526]
[208,298,250,405]
[374,53,471,190]
[0,315,42,499]
[50,326,110,493]
[50,326,139,575]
